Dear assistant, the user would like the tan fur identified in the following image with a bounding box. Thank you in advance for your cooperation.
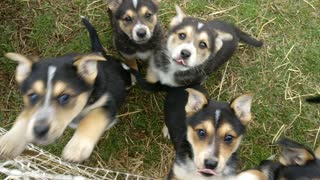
[107,0,123,12]
[139,6,157,33]
[236,170,267,180]
[230,93,253,125]
[32,80,45,95]
[214,30,233,54]
[125,59,139,70]
[62,107,110,162]
[119,10,136,39]
[279,147,315,166]
[170,5,186,27]
[5,52,33,83]
[316,145,320,159]
[217,123,242,172]
[73,53,106,85]
[146,66,159,83]
[185,88,208,117]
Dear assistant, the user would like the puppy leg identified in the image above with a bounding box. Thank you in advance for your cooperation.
[62,108,112,163]
[0,112,29,159]
[126,59,138,85]
[146,66,159,83]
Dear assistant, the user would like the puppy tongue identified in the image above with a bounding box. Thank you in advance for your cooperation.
[197,169,217,176]
[176,58,187,66]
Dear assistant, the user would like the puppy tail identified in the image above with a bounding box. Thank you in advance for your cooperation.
[121,63,170,92]
[235,28,263,47]
[306,95,320,103]
[81,16,107,56]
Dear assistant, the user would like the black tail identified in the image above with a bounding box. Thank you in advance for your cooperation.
[121,63,170,92]
[306,96,320,103]
[81,16,107,56]
[235,28,263,47]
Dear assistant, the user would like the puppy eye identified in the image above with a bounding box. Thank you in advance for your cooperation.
[29,93,39,104]
[124,16,132,22]
[197,129,206,138]
[145,12,152,18]
[178,33,186,40]
[224,135,233,144]
[58,94,70,105]
[199,41,207,49]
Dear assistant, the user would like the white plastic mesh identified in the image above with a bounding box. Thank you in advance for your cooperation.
[0,127,150,180]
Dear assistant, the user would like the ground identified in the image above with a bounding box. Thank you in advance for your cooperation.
[0,0,319,179]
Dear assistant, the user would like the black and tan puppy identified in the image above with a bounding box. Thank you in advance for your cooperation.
[236,138,320,180]
[0,17,131,163]
[163,85,253,179]
[107,0,163,70]
[147,5,262,87]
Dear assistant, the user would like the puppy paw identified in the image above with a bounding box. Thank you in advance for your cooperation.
[0,133,27,159]
[62,136,94,163]
[162,125,170,139]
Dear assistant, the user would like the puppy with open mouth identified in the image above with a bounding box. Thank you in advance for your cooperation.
[0,17,131,163]
[107,0,163,70]
[163,85,253,179]
[146,5,263,87]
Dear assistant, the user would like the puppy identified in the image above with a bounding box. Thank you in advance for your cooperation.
[236,138,320,180]
[164,85,253,179]
[0,17,131,163]
[147,5,263,87]
[107,0,163,70]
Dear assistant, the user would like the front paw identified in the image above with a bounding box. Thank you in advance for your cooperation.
[62,136,94,163]
[162,125,171,139]
[0,133,27,159]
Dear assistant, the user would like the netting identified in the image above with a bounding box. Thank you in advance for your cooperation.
[0,127,151,180]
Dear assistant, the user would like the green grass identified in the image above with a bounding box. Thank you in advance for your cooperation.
[0,0,319,178]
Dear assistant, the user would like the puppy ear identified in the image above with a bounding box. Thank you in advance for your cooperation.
[170,5,186,27]
[185,88,208,117]
[278,138,316,166]
[73,53,106,84]
[107,0,123,12]
[214,30,233,54]
[151,0,161,5]
[5,53,34,84]
[230,93,253,125]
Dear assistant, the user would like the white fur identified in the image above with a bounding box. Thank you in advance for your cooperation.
[132,0,138,9]
[121,50,152,61]
[132,21,151,44]
[0,119,29,158]
[215,109,221,122]
[234,172,261,180]
[162,125,170,139]
[44,66,57,107]
[62,135,95,162]
[198,22,204,30]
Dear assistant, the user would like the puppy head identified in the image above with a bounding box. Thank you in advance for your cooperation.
[5,52,106,145]
[185,89,253,177]
[278,138,316,166]
[108,0,160,44]
[167,5,233,70]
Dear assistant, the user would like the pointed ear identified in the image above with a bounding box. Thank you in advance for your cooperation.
[278,138,316,166]
[73,53,106,84]
[170,5,186,27]
[152,0,161,5]
[185,88,208,117]
[5,53,34,84]
[107,0,123,12]
[230,93,253,125]
[214,30,233,54]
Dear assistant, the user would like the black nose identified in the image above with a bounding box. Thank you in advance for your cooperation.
[33,121,50,138]
[180,49,191,59]
[136,29,147,38]
[204,159,218,169]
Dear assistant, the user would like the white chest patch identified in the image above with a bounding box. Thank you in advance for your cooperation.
[198,22,204,30]
[132,0,138,9]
